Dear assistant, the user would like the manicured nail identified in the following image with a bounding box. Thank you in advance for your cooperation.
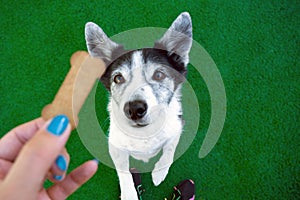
[92,158,100,165]
[47,115,69,136]
[53,175,63,181]
[55,155,67,171]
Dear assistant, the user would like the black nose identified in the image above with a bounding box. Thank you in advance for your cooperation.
[124,100,148,120]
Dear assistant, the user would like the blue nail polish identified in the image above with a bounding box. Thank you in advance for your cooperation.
[55,155,67,171]
[47,115,69,136]
[53,175,63,181]
[92,158,100,164]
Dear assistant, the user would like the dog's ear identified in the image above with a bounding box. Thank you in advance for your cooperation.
[155,12,192,66]
[85,22,124,65]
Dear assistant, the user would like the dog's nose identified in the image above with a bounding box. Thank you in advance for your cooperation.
[124,100,148,120]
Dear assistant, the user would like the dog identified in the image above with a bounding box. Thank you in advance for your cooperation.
[85,12,192,200]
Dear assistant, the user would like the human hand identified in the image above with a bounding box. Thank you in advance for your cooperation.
[0,115,98,200]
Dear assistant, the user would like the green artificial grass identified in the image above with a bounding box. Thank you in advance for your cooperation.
[1,0,299,199]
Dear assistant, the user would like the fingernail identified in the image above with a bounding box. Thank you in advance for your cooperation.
[47,115,69,136]
[92,158,100,165]
[53,175,63,181]
[55,155,67,171]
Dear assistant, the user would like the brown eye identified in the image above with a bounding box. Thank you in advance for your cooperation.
[113,74,125,84]
[153,70,166,81]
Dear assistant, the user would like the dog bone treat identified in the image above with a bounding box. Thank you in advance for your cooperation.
[42,51,105,129]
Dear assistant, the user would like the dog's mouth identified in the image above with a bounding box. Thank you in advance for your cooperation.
[132,123,149,128]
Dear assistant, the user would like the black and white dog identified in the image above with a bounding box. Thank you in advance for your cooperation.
[85,12,192,200]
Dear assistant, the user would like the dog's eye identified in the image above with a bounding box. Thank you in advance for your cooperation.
[113,74,125,84]
[153,71,166,81]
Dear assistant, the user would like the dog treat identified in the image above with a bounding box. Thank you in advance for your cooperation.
[42,51,105,129]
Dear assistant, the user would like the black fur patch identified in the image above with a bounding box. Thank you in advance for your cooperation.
[100,48,187,91]
[142,48,187,90]
[100,50,133,90]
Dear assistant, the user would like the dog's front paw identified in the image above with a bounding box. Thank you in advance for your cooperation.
[120,190,139,200]
[121,184,139,200]
[152,166,170,186]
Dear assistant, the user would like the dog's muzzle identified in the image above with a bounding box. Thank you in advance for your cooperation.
[124,100,148,121]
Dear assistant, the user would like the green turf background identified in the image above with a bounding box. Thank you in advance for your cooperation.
[1,0,299,199]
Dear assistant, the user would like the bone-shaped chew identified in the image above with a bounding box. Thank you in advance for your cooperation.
[42,51,105,129]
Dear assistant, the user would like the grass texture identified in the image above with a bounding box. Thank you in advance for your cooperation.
[0,0,299,199]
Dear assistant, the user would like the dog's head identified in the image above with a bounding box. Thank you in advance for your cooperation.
[85,12,192,131]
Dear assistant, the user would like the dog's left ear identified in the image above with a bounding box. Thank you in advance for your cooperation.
[155,12,192,66]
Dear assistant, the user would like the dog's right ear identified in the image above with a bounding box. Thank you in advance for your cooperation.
[85,22,124,65]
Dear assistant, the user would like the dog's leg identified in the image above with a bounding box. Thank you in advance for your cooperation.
[109,143,139,200]
[152,134,181,186]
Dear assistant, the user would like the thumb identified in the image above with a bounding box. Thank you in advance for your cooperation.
[2,115,71,198]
